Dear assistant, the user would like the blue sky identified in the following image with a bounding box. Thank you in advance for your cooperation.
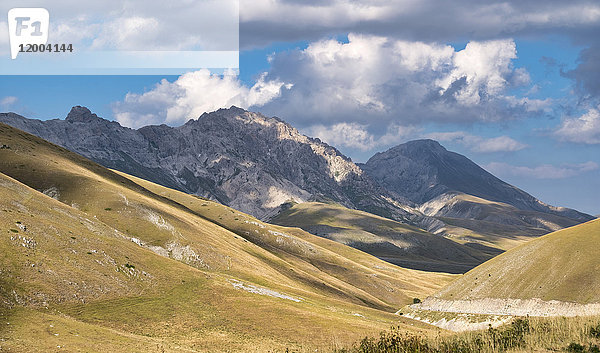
[1,0,599,215]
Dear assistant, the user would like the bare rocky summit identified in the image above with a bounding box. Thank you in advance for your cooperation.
[361,139,590,220]
[360,140,593,237]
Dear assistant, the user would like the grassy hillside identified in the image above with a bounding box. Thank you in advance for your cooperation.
[434,218,600,303]
[116,172,454,300]
[0,123,455,351]
[270,202,494,274]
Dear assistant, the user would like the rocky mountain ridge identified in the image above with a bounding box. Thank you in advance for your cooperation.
[0,106,591,241]
[0,106,426,225]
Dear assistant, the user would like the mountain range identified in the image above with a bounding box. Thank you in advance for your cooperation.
[0,106,425,224]
[0,106,593,259]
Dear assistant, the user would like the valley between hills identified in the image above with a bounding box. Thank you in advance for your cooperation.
[0,107,598,352]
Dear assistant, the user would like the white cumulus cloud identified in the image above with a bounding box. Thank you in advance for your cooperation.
[437,40,519,106]
[113,69,291,128]
[259,35,539,129]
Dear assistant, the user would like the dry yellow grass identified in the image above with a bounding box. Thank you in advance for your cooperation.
[435,218,600,303]
[337,315,600,353]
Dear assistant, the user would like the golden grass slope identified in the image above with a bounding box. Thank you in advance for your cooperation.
[434,218,600,303]
[0,123,455,351]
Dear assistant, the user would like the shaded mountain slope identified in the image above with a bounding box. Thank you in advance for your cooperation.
[271,202,497,274]
[361,139,591,221]
[361,140,592,250]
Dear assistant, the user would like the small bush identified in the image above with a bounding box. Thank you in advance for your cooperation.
[9,229,18,233]
[589,323,600,338]
[413,298,422,304]
[354,328,434,353]
[124,263,135,269]
[567,343,586,352]
[104,207,112,211]
[487,318,530,351]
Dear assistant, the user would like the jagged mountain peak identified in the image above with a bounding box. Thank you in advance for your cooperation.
[0,112,24,119]
[192,107,298,134]
[65,105,101,123]
[184,107,356,167]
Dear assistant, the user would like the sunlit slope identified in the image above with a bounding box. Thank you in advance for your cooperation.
[0,123,456,350]
[434,218,600,303]
[0,123,455,309]
[115,171,456,301]
[270,202,494,273]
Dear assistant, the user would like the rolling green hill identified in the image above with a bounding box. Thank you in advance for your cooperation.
[0,123,455,351]
[270,202,497,274]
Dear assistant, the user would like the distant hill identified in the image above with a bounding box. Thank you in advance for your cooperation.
[433,218,600,303]
[0,122,453,351]
[271,202,499,273]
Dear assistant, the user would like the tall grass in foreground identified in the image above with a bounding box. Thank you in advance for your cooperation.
[335,316,600,353]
